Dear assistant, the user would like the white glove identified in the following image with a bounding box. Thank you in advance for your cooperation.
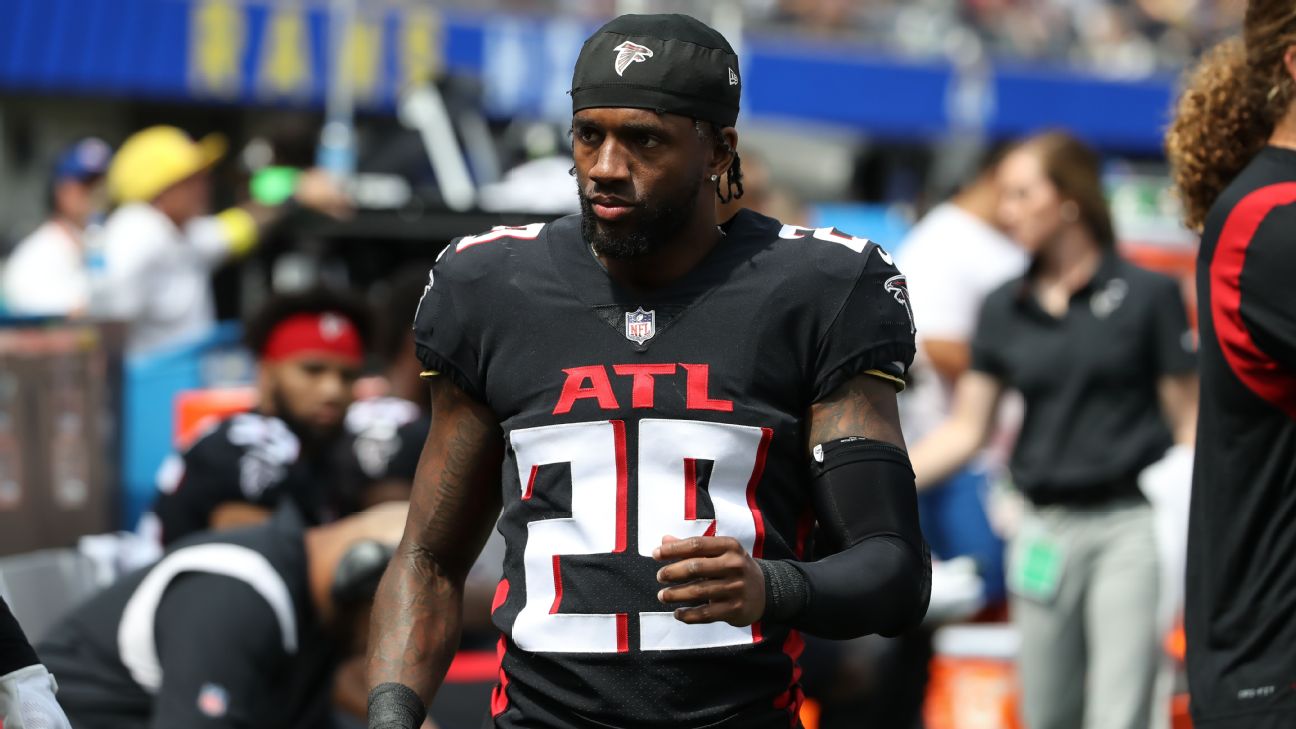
[0,664,73,729]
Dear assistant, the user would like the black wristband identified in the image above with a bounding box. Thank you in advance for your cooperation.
[368,682,427,729]
[756,559,809,623]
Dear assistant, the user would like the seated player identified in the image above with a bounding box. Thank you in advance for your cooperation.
[146,289,374,545]
[38,502,409,729]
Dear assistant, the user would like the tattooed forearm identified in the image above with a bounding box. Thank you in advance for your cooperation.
[807,373,907,453]
[367,376,503,702]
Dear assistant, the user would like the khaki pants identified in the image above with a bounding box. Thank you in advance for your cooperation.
[1009,497,1160,729]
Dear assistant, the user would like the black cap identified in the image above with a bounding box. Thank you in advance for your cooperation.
[571,14,741,128]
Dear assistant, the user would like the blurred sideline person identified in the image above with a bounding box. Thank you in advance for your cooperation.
[146,289,374,546]
[97,126,352,355]
[37,502,411,729]
[898,148,1027,606]
[2,138,112,317]
[1167,3,1296,727]
[911,132,1198,729]
[1,596,72,729]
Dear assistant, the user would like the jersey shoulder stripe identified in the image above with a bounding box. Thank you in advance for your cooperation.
[453,223,547,254]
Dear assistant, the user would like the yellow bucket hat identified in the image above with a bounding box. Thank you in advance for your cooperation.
[107,126,227,203]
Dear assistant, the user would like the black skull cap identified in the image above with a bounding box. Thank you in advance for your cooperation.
[571,13,741,128]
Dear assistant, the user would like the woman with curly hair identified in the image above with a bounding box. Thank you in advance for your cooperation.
[1166,3,1296,728]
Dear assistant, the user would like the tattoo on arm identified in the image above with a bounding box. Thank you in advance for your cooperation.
[807,374,907,453]
[367,376,504,702]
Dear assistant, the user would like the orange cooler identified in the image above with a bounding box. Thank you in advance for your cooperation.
[924,624,1022,729]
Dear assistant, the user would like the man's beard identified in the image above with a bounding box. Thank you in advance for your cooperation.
[271,389,344,452]
[578,175,702,259]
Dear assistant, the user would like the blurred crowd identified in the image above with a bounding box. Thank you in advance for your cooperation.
[440,0,1246,73]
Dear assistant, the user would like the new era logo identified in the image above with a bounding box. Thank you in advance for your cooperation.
[613,41,653,76]
[728,67,739,86]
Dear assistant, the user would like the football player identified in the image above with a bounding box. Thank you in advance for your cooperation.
[147,289,374,545]
[367,14,930,729]
[39,502,410,728]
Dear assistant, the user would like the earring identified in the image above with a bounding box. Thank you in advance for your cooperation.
[710,174,718,181]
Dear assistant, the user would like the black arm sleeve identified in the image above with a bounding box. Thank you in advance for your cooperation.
[0,596,39,676]
[759,438,931,639]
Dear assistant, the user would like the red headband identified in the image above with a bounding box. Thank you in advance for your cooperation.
[263,312,364,365]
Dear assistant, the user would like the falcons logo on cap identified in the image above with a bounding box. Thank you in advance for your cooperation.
[613,41,654,77]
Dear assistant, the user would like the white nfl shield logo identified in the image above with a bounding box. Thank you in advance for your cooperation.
[625,307,656,344]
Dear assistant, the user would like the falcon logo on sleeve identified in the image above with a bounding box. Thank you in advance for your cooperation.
[884,274,916,334]
[613,41,654,76]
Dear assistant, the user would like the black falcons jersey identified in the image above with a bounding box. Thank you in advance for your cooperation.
[414,210,915,729]
[151,412,357,545]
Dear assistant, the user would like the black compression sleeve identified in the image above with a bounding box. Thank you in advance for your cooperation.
[0,596,39,676]
[758,437,931,639]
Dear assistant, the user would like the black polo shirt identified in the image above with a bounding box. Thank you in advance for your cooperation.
[37,507,338,729]
[970,252,1195,504]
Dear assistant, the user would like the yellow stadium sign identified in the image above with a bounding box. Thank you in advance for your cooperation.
[258,6,311,98]
[186,0,442,105]
[342,17,382,103]
[190,0,245,98]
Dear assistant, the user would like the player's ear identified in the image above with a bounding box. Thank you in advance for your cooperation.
[709,127,738,178]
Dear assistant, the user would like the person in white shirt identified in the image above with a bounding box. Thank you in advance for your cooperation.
[3,138,112,316]
[97,126,351,355]
[896,151,1030,604]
